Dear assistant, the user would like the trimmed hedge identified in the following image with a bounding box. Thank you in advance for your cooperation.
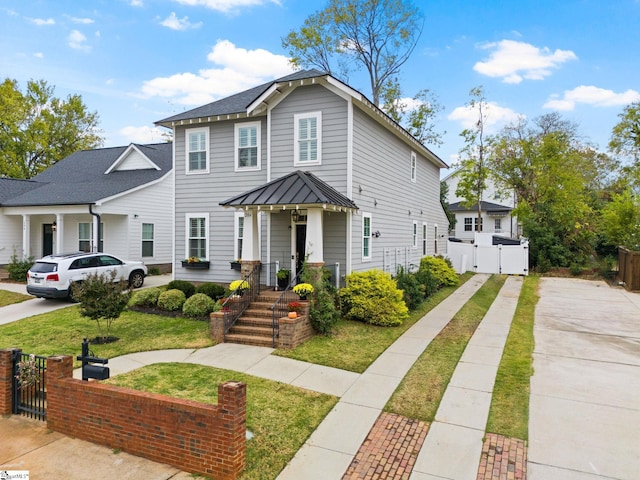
[128,287,162,308]
[166,280,196,298]
[419,256,459,288]
[157,289,186,311]
[195,282,226,301]
[182,293,218,318]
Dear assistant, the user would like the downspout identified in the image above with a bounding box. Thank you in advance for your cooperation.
[89,204,101,253]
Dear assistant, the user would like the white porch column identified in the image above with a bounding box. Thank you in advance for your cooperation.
[92,215,99,252]
[243,210,260,261]
[306,208,324,263]
[55,214,63,254]
[22,214,30,259]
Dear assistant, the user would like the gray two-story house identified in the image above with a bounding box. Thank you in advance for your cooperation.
[156,69,449,286]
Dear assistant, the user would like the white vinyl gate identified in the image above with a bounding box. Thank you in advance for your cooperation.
[446,234,529,275]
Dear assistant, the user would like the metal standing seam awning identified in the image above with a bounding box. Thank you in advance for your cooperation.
[219,170,359,213]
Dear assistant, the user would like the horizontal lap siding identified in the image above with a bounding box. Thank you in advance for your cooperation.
[0,215,23,264]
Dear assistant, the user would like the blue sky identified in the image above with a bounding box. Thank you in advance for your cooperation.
[2,0,639,173]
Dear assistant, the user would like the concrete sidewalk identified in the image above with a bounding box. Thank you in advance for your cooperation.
[529,278,640,480]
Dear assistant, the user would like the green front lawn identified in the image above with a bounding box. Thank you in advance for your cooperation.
[108,363,338,480]
[0,289,32,307]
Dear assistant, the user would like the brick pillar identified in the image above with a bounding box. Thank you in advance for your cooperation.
[217,381,247,479]
[45,355,73,431]
[210,311,225,343]
[0,349,19,415]
[305,262,325,287]
[46,355,73,380]
[240,260,260,279]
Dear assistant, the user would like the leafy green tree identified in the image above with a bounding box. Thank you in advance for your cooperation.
[599,189,640,250]
[282,0,424,106]
[0,78,102,178]
[609,101,640,191]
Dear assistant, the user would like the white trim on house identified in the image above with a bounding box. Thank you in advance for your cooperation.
[422,222,428,256]
[362,212,372,261]
[412,220,418,248]
[104,144,161,174]
[234,211,244,260]
[234,121,261,172]
[185,213,209,260]
[294,111,322,166]
[185,127,210,175]
[410,151,417,183]
[95,171,172,205]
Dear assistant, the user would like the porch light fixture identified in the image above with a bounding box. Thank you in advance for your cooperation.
[292,211,299,222]
[52,221,57,232]
[373,231,381,238]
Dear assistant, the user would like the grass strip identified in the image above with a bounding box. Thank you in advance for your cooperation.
[274,272,475,373]
[0,307,213,366]
[0,289,32,307]
[108,363,338,480]
[485,275,538,440]
[385,274,506,421]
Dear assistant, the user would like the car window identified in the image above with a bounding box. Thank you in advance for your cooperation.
[98,255,123,267]
[30,262,57,273]
[70,257,98,269]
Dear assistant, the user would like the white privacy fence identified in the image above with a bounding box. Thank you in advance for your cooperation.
[446,233,529,275]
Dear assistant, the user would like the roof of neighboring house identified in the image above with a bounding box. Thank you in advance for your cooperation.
[220,170,358,211]
[448,200,513,213]
[0,143,172,207]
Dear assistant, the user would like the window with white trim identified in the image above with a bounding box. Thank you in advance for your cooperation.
[142,223,154,257]
[235,213,244,260]
[434,224,439,254]
[410,152,417,182]
[186,214,208,260]
[422,222,428,256]
[362,213,372,260]
[294,112,321,165]
[494,218,502,232]
[464,217,473,232]
[235,122,260,170]
[412,221,418,247]
[78,222,103,252]
[186,127,209,173]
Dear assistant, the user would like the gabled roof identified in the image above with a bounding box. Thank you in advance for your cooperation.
[0,178,40,203]
[448,200,513,213]
[220,170,358,211]
[1,143,172,207]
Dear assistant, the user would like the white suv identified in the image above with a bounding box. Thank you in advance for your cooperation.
[26,252,147,300]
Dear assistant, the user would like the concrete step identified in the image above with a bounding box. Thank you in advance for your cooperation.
[235,316,273,328]
[224,333,274,348]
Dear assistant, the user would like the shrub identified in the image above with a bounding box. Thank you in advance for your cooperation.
[395,266,423,310]
[569,263,584,276]
[128,287,162,308]
[310,287,340,335]
[7,253,34,282]
[416,267,438,298]
[339,269,408,327]
[182,293,218,318]
[157,289,186,311]
[419,256,459,288]
[166,279,196,298]
[536,256,551,273]
[195,282,226,301]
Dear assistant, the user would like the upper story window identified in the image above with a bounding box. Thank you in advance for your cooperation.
[362,213,372,261]
[410,152,417,182]
[294,112,322,166]
[186,127,209,174]
[235,122,260,170]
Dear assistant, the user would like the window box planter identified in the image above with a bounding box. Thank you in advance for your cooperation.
[230,261,241,271]
[181,260,210,270]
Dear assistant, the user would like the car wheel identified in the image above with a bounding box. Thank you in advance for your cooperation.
[129,270,144,289]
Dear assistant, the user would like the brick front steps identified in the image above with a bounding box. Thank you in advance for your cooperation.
[224,289,281,347]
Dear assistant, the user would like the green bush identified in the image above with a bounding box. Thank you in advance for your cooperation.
[536,256,551,273]
[128,287,162,307]
[419,256,459,288]
[157,289,186,311]
[195,282,226,301]
[182,293,218,318]
[339,269,408,327]
[395,266,423,311]
[166,279,195,298]
[7,253,34,282]
[569,263,584,276]
[416,267,438,298]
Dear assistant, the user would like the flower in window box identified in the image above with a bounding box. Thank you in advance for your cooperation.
[229,279,250,292]
[186,256,201,263]
[292,283,314,299]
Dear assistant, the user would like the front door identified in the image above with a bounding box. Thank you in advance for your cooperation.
[295,224,306,275]
[43,224,53,256]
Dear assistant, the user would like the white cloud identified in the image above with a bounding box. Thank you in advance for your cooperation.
[68,30,91,52]
[130,0,143,6]
[172,0,281,14]
[141,39,294,105]
[68,16,94,24]
[473,40,577,84]
[33,52,44,59]
[544,85,640,110]
[28,17,55,26]
[160,12,202,30]
[119,126,169,144]
[448,102,521,133]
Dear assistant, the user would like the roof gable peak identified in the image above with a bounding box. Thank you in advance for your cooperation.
[104,144,161,174]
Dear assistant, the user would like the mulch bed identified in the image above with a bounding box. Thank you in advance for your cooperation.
[127,305,209,321]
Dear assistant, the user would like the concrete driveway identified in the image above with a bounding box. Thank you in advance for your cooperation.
[529,278,640,480]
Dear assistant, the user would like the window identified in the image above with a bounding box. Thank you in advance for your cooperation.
[186,214,208,260]
[464,218,473,232]
[235,122,260,170]
[294,112,321,165]
[78,222,103,252]
[142,223,154,257]
[434,225,439,254]
[422,223,428,255]
[186,127,209,173]
[410,152,417,182]
[362,213,372,260]
[412,221,418,248]
[494,218,502,232]
[235,213,244,260]
[476,218,483,232]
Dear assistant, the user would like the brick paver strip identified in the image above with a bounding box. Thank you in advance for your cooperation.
[477,433,527,480]
[342,412,430,480]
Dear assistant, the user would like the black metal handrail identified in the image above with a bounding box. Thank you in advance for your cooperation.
[221,264,261,338]
[270,271,304,347]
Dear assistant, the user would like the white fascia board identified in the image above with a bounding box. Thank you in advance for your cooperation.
[95,171,172,206]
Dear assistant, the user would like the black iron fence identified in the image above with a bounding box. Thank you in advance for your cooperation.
[221,264,261,338]
[12,350,47,421]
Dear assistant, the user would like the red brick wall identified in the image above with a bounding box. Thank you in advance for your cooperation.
[278,302,314,349]
[0,349,17,415]
[46,355,246,479]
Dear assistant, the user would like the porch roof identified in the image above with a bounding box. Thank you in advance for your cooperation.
[220,170,358,211]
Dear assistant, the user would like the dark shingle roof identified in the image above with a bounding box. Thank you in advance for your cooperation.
[220,170,358,210]
[1,143,172,207]
[155,69,327,125]
[448,200,513,213]
[0,178,41,203]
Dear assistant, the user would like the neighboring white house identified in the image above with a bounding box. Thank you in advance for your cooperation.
[155,69,450,285]
[442,168,519,242]
[0,143,173,269]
